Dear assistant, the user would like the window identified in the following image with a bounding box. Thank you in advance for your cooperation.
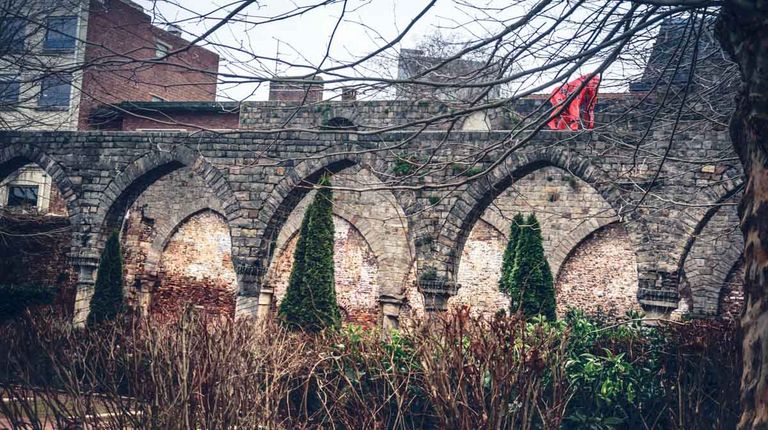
[7,185,38,208]
[155,41,170,58]
[150,95,165,102]
[0,77,20,104]
[0,18,25,52]
[43,16,77,51]
[39,74,72,108]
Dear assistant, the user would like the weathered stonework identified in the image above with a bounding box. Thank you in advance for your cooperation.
[0,102,744,325]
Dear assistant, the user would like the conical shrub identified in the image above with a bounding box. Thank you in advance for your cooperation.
[87,231,125,325]
[279,175,340,331]
[509,213,556,320]
[499,213,525,295]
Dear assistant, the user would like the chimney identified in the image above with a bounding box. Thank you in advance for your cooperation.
[341,87,357,101]
[269,76,324,102]
[167,24,182,37]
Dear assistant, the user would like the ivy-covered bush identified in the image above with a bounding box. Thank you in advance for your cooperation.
[279,175,340,331]
[0,284,56,322]
[87,231,125,326]
[508,213,556,320]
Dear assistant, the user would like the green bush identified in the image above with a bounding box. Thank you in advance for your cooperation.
[279,175,340,331]
[498,213,524,296]
[0,284,56,321]
[87,231,125,326]
[508,213,556,320]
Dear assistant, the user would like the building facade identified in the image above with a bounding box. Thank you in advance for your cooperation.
[0,0,218,215]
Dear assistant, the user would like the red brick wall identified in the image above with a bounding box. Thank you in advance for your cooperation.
[152,211,236,321]
[79,0,219,130]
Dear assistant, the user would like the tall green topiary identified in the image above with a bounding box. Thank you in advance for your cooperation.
[499,213,525,295]
[279,175,340,331]
[509,213,556,320]
[87,231,125,325]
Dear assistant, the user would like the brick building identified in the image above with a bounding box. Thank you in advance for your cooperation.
[0,0,218,215]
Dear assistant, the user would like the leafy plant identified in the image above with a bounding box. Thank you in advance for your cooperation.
[499,213,525,296]
[279,175,341,332]
[508,213,556,320]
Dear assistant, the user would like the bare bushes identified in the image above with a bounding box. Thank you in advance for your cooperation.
[0,308,740,429]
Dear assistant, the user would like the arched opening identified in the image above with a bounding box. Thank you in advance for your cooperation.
[97,154,236,318]
[150,210,237,322]
[269,214,380,325]
[0,159,76,316]
[677,197,742,316]
[321,117,357,130]
[263,165,412,326]
[555,223,639,318]
[453,165,622,317]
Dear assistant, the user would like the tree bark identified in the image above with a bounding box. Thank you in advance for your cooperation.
[716,1,768,428]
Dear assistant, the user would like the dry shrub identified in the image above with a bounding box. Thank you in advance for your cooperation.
[0,307,741,429]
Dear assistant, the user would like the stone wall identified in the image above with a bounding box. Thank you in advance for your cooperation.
[555,223,640,318]
[0,117,743,325]
[450,219,509,317]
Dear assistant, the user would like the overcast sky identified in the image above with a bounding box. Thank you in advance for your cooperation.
[137,0,653,101]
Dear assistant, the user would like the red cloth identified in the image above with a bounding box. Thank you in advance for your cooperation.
[547,75,600,130]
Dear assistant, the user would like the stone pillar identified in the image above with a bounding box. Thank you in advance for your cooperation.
[71,251,100,326]
[379,294,403,330]
[233,259,262,319]
[256,287,274,319]
[419,281,459,312]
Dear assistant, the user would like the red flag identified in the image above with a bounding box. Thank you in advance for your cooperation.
[547,75,600,130]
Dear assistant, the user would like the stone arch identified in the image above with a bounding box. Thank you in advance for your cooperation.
[257,152,393,276]
[73,147,241,323]
[92,147,241,249]
[676,186,743,316]
[258,159,410,326]
[439,148,636,284]
[149,209,237,320]
[268,213,381,324]
[0,143,81,317]
[0,143,79,222]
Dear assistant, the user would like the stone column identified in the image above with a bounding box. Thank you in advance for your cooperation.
[379,294,403,330]
[71,251,100,326]
[256,287,274,319]
[233,259,262,319]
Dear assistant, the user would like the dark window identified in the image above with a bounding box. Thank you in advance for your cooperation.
[0,77,20,104]
[322,117,356,130]
[39,74,72,108]
[0,18,26,52]
[7,185,38,208]
[43,16,77,51]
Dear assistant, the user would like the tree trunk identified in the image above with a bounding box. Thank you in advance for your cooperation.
[716,2,768,428]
